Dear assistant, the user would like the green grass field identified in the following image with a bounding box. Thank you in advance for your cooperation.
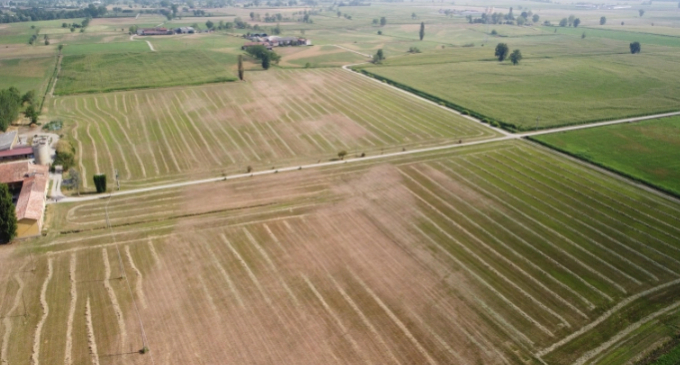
[531,116,680,197]
[54,50,237,95]
[358,37,680,130]
[0,56,56,96]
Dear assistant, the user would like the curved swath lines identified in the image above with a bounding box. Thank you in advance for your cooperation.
[134,94,162,175]
[330,69,487,138]
[194,88,248,162]
[235,104,281,159]
[174,91,227,165]
[1,270,26,364]
[277,95,335,151]
[275,72,393,145]
[31,258,53,365]
[64,253,77,365]
[406,165,591,319]
[72,120,88,188]
[78,99,116,177]
[97,95,147,178]
[319,68,480,138]
[145,94,182,172]
[155,95,200,164]
[165,93,209,163]
[298,76,407,144]
[507,149,680,240]
[271,72,355,150]
[101,249,127,353]
[206,91,261,161]
[309,69,449,139]
[89,97,132,179]
[448,158,678,281]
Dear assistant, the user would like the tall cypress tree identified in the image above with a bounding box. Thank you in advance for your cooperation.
[419,22,425,41]
[0,183,17,243]
[238,55,244,81]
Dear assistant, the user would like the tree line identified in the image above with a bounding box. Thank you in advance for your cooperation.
[0,4,106,23]
[0,87,39,132]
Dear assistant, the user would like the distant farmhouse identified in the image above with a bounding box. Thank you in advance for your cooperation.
[242,34,312,50]
[136,27,196,36]
[137,27,173,36]
[0,161,49,238]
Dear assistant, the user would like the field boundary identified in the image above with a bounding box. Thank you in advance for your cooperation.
[352,67,680,133]
[528,136,680,200]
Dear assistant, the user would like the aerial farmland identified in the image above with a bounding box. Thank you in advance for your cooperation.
[1,0,680,364]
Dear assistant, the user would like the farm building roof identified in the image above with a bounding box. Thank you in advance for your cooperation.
[15,174,47,221]
[0,146,33,159]
[0,161,48,225]
[0,160,48,184]
[0,131,17,151]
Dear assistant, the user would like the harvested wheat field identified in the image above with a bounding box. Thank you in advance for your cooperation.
[2,140,679,365]
[50,68,498,190]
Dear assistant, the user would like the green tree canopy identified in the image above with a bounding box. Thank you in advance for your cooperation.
[380,17,386,26]
[495,43,509,61]
[510,49,522,65]
[573,18,581,27]
[630,41,641,54]
[600,16,606,25]
[419,22,424,41]
[0,88,22,132]
[0,183,17,243]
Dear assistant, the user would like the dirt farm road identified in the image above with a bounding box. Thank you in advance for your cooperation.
[52,108,680,204]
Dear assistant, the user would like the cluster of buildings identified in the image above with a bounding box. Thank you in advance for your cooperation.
[0,129,54,239]
[136,26,196,36]
[242,34,312,50]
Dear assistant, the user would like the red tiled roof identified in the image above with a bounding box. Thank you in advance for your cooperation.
[0,146,32,159]
[0,160,47,184]
[14,174,47,222]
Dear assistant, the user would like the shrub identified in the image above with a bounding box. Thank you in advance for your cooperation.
[93,174,107,193]
[53,140,75,171]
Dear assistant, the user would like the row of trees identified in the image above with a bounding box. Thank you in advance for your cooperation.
[0,4,106,24]
[0,87,38,132]
[0,183,17,244]
[245,45,281,70]
[494,43,522,65]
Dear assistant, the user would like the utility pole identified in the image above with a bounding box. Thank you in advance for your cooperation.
[115,169,120,190]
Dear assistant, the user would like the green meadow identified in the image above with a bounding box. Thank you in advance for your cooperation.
[55,50,237,95]
[531,116,680,197]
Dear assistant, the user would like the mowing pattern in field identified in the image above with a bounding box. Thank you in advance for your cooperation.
[52,68,497,189]
[5,141,680,365]
[54,51,237,95]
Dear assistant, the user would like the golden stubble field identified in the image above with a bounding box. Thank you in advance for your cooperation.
[2,140,680,365]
